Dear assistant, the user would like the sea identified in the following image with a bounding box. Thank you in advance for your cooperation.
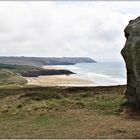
[52,62,127,86]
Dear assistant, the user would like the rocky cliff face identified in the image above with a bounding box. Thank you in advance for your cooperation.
[121,16,140,109]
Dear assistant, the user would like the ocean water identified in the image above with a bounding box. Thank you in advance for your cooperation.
[52,62,127,86]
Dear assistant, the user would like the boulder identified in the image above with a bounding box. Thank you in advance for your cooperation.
[121,16,140,109]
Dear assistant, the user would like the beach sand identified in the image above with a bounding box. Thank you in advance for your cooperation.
[24,75,94,86]
[24,65,94,86]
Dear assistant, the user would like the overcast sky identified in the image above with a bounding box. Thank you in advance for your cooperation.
[0,1,140,62]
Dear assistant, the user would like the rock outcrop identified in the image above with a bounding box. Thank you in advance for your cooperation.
[121,16,140,109]
[21,69,75,77]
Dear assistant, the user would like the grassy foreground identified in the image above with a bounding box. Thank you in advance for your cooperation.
[0,85,140,138]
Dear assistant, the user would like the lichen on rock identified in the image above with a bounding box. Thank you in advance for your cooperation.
[121,16,140,109]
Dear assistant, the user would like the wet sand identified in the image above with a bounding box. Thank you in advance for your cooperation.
[24,65,94,87]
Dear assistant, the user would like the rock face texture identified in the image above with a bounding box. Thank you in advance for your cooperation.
[121,16,140,109]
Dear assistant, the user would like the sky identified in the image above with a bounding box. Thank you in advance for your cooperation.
[0,1,140,62]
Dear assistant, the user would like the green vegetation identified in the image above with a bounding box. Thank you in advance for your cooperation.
[0,63,42,86]
[0,63,43,76]
[0,69,27,86]
[0,63,74,78]
[1,85,139,139]
[0,63,41,72]
[0,63,43,86]
[0,63,74,87]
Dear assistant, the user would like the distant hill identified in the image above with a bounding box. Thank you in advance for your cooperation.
[0,57,96,66]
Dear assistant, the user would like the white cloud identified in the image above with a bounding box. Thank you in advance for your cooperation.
[0,1,140,62]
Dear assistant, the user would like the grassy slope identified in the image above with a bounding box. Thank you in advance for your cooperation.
[0,63,42,86]
[0,85,140,139]
[0,69,27,86]
[0,63,74,86]
[0,63,74,78]
[0,63,43,74]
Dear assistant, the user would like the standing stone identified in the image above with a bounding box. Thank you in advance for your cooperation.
[121,16,140,109]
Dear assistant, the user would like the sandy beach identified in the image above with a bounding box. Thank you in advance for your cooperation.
[24,65,94,86]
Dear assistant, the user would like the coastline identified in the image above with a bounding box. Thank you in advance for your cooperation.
[24,65,126,87]
[24,65,95,87]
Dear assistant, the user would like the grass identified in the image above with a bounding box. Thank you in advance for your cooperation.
[0,85,126,114]
[0,69,27,86]
[0,85,139,138]
[0,86,133,138]
[0,63,43,78]
[0,63,42,73]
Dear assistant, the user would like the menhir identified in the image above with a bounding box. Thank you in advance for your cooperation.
[121,16,140,109]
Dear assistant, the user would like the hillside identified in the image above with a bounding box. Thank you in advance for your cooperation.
[0,69,27,86]
[0,85,139,139]
[0,57,96,66]
[0,63,74,86]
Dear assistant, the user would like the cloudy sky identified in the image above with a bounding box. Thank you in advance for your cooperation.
[0,1,140,62]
